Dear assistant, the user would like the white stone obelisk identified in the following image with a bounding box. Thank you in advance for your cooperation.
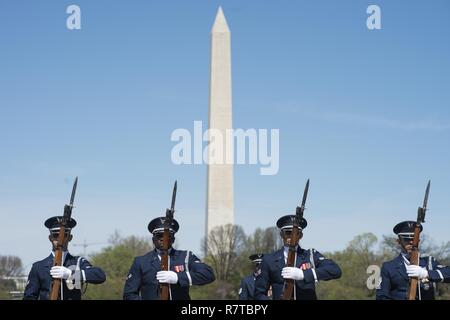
[205,7,234,239]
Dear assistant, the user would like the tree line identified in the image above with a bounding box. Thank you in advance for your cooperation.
[1,226,449,299]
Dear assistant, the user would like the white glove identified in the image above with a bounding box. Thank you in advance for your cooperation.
[281,267,304,280]
[156,271,178,284]
[50,266,72,279]
[406,265,428,279]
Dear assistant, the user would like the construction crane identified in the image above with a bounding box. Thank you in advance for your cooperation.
[72,239,106,256]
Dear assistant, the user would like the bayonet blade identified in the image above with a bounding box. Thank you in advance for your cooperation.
[296,179,309,219]
[418,180,430,223]
[170,180,177,212]
[423,180,430,210]
[69,177,78,206]
[301,179,310,209]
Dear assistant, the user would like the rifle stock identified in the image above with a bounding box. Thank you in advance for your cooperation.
[49,177,77,300]
[159,227,170,300]
[159,181,177,300]
[49,220,67,300]
[281,224,301,300]
[407,181,430,300]
[407,210,423,300]
[281,179,309,300]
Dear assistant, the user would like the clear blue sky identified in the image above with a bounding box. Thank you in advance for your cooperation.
[1,0,449,272]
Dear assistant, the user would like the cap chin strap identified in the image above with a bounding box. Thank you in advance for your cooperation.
[280,226,302,231]
[398,232,414,236]
[50,228,72,234]
[398,233,414,244]
[152,228,175,234]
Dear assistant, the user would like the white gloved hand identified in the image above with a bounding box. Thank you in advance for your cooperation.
[50,266,72,279]
[281,267,304,280]
[406,265,428,279]
[156,271,178,284]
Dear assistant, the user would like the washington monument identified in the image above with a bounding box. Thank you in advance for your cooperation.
[205,7,234,238]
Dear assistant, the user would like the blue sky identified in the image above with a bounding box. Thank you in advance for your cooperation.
[1,0,449,272]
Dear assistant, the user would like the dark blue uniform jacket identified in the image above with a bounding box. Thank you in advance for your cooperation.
[239,274,256,300]
[23,253,106,300]
[254,247,341,300]
[123,249,215,300]
[376,254,450,300]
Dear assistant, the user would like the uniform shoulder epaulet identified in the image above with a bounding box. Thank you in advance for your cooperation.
[179,249,190,257]
[309,248,317,270]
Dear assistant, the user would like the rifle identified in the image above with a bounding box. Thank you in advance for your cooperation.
[407,180,430,300]
[49,177,78,300]
[282,179,309,300]
[159,181,177,300]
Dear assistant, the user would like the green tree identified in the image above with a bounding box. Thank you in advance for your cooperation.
[0,255,23,277]
[238,227,283,287]
[83,232,151,300]
[244,227,283,254]
[0,279,16,300]
[316,233,382,300]
[192,225,283,300]
[194,224,246,299]
[0,255,24,300]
